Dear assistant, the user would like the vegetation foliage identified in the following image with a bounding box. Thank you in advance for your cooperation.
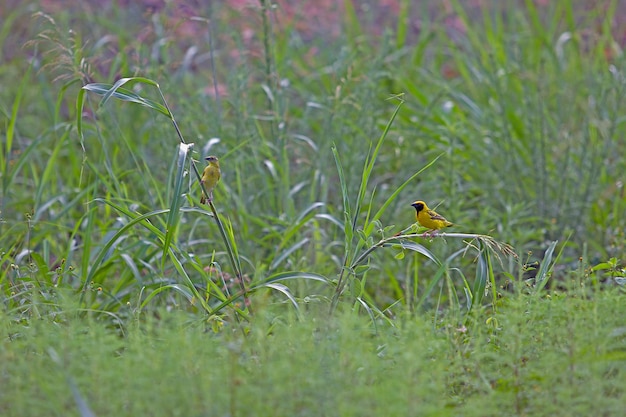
[1,0,625,415]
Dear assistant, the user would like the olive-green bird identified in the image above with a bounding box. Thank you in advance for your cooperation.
[200,155,221,204]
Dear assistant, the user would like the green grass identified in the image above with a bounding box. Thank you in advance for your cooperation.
[2,289,626,416]
[1,0,626,415]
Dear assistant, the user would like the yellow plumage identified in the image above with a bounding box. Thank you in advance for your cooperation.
[411,200,453,234]
[200,155,221,204]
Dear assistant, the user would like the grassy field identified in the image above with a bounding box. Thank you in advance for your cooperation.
[1,0,626,415]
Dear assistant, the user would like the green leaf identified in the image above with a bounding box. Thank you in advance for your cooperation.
[263,283,301,316]
[391,241,441,266]
[332,145,353,250]
[253,271,330,287]
[355,99,403,246]
[471,247,488,311]
[350,276,363,298]
[592,262,613,272]
[82,78,170,117]
[534,240,558,293]
[353,264,370,277]
[161,143,192,270]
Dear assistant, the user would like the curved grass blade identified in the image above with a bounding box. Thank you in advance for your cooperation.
[389,241,441,266]
[253,271,330,287]
[355,297,377,334]
[81,200,211,314]
[81,203,169,291]
[264,282,301,317]
[86,78,170,116]
[77,78,170,155]
[270,238,310,271]
[140,284,195,310]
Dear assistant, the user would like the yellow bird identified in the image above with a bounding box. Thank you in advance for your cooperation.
[200,155,221,204]
[411,200,453,235]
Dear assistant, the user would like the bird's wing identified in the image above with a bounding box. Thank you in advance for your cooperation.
[428,210,447,221]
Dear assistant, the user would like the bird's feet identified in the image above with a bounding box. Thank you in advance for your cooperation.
[201,192,213,205]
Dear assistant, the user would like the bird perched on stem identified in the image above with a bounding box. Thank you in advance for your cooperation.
[200,155,221,204]
[411,200,453,236]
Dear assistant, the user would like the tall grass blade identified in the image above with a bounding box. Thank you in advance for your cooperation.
[2,59,32,181]
[332,145,353,251]
[471,243,488,311]
[353,99,403,238]
[415,263,448,312]
[35,125,72,206]
[161,143,192,270]
[365,153,443,236]
[534,240,558,293]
